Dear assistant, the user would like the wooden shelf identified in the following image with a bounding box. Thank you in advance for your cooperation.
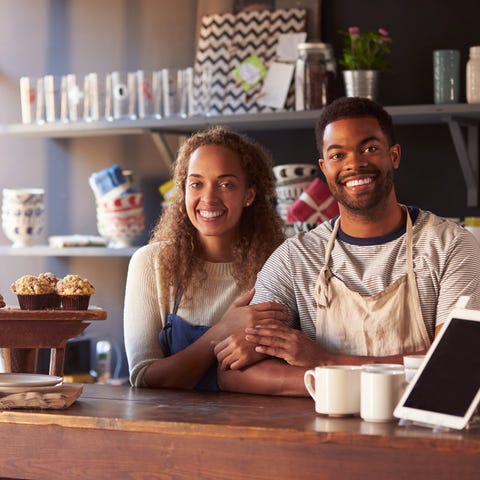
[3,103,480,137]
[0,245,138,257]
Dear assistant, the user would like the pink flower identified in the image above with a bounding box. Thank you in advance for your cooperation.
[348,26,360,34]
[378,28,389,37]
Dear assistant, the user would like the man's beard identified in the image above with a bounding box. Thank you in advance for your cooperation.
[327,168,395,212]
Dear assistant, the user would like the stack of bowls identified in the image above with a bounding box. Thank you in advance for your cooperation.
[1,188,45,247]
[96,192,145,248]
[273,163,319,224]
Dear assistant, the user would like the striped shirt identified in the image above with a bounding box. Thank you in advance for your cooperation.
[252,207,480,342]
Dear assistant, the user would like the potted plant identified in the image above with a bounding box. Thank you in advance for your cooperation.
[338,27,392,101]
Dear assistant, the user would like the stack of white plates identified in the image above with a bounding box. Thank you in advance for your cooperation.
[0,373,63,394]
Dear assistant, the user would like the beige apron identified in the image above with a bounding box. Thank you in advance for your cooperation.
[313,208,430,356]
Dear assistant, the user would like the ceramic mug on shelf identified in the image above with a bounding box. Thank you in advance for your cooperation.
[1,188,45,247]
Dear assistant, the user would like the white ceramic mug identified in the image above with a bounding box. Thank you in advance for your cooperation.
[403,354,426,382]
[360,368,406,422]
[304,365,362,416]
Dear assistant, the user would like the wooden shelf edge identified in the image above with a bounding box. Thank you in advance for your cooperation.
[2,104,480,137]
[0,245,138,257]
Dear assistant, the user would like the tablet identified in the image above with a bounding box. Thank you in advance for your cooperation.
[394,307,480,430]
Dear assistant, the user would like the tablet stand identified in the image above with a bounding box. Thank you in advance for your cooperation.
[397,418,453,432]
[397,405,480,431]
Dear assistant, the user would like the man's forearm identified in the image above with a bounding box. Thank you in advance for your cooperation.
[218,358,308,397]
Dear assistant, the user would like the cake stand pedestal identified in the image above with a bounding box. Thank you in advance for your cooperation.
[0,306,107,376]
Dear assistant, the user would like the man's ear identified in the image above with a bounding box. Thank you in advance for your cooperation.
[318,157,326,175]
[390,144,401,169]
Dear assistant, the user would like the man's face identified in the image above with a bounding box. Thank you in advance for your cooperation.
[318,117,400,213]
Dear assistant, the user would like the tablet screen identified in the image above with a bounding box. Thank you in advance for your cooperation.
[402,318,480,416]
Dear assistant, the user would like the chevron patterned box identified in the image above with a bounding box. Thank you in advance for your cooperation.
[194,7,307,115]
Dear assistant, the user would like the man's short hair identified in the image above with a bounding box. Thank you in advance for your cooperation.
[315,97,396,157]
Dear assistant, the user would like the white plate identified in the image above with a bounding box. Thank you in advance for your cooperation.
[0,373,62,388]
[0,384,64,394]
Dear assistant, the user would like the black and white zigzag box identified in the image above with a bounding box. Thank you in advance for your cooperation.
[194,8,307,115]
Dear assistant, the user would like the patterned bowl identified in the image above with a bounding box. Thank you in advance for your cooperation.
[96,207,145,248]
[1,206,45,247]
[96,192,144,214]
[273,164,318,186]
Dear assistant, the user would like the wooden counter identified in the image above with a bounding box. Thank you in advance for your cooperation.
[0,384,478,479]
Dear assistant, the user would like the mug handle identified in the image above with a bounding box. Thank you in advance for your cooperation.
[304,369,316,400]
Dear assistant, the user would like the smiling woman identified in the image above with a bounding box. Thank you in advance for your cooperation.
[185,144,256,261]
[123,126,287,392]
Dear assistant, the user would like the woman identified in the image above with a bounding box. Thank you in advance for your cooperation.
[124,125,287,390]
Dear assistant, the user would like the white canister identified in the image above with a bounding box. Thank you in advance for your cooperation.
[466,46,480,104]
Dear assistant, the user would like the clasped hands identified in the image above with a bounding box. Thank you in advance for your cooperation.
[213,289,325,371]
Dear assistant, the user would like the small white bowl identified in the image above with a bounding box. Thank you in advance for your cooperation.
[2,188,45,205]
[273,164,318,185]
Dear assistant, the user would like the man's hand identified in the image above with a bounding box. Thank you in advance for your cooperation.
[244,320,333,367]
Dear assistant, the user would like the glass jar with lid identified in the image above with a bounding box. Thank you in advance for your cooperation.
[466,46,480,104]
[295,42,337,111]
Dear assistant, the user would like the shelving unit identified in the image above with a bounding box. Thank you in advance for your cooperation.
[3,103,480,206]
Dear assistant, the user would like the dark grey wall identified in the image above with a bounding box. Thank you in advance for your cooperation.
[250,0,480,219]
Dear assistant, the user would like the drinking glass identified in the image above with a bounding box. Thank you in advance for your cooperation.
[19,76,45,124]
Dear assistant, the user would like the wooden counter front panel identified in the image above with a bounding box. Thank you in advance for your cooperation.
[0,421,479,479]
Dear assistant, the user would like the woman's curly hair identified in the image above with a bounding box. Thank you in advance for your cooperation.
[151,125,285,302]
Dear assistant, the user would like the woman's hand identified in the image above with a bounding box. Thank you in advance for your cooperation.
[211,289,291,369]
[215,289,290,337]
[214,332,266,370]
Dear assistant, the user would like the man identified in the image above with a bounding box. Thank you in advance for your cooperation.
[213,97,480,396]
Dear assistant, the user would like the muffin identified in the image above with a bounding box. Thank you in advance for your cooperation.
[56,274,95,310]
[10,274,55,310]
[38,272,61,308]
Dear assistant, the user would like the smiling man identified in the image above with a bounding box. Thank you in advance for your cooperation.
[214,97,480,396]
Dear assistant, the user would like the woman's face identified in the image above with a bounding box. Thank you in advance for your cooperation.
[185,145,256,247]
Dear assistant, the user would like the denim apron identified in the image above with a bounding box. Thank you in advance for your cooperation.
[158,291,219,392]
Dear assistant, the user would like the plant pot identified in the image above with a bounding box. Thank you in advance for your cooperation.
[342,70,380,101]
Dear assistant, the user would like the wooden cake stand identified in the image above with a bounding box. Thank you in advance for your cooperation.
[0,306,107,376]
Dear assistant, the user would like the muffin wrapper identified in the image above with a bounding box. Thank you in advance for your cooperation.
[60,295,91,310]
[17,294,56,310]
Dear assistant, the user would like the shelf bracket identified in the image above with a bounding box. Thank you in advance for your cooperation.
[149,131,188,170]
[149,131,176,170]
[447,117,479,207]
